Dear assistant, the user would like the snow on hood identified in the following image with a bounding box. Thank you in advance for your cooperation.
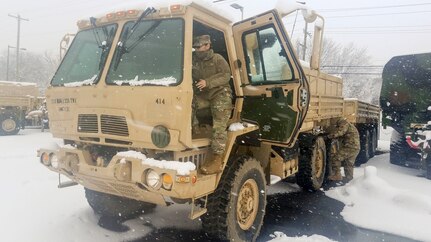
[325,166,431,241]
[25,110,43,119]
[117,150,196,175]
[63,75,97,87]
[268,231,336,242]
[113,75,177,86]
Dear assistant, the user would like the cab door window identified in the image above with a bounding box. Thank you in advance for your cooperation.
[243,26,294,84]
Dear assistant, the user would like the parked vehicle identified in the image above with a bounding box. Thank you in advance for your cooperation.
[38,3,380,241]
[0,81,40,135]
[381,52,431,179]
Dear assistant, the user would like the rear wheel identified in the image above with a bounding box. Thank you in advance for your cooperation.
[0,115,20,135]
[357,129,370,165]
[369,128,377,158]
[426,156,431,180]
[202,156,266,242]
[389,130,420,166]
[85,188,156,219]
[297,136,326,191]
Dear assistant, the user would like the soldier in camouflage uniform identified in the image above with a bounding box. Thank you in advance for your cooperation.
[192,35,232,174]
[328,118,360,181]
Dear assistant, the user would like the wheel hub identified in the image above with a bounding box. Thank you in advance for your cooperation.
[237,179,259,230]
[2,118,16,132]
[314,149,324,178]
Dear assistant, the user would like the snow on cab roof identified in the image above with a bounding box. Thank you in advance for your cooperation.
[0,80,37,86]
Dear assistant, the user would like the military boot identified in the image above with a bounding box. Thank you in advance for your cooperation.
[200,153,223,175]
[328,170,342,181]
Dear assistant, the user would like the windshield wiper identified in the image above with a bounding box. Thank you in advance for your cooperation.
[89,17,115,70]
[112,7,157,71]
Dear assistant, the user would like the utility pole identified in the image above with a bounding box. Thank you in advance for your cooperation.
[8,14,29,82]
[300,23,312,61]
[302,23,308,60]
[6,45,11,81]
[6,45,26,81]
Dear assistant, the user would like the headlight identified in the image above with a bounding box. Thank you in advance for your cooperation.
[41,152,50,166]
[145,169,161,189]
[50,154,59,168]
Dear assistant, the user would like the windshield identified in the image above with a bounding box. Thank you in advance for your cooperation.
[51,24,117,86]
[106,19,184,86]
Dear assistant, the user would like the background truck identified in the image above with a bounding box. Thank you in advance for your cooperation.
[380,52,431,179]
[38,3,379,241]
[0,80,40,135]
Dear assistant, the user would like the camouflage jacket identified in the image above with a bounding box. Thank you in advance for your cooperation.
[192,49,232,100]
[329,121,360,151]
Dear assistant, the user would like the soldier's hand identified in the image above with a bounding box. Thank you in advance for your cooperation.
[196,79,207,91]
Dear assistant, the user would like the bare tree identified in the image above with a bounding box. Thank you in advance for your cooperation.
[296,37,381,104]
[0,49,60,93]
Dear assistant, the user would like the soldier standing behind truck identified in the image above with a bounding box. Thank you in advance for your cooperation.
[192,34,232,174]
[328,118,361,181]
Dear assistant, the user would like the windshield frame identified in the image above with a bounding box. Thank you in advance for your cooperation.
[50,23,119,87]
[105,18,185,87]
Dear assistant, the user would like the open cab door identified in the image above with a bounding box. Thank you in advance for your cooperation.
[232,10,310,147]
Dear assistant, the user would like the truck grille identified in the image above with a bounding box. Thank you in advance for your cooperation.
[77,114,98,133]
[101,115,129,137]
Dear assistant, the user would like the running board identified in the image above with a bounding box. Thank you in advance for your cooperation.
[189,195,208,220]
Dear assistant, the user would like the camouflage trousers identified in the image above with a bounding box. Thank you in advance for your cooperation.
[193,91,232,155]
[331,147,360,181]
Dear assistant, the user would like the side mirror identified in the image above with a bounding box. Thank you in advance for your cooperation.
[301,9,317,23]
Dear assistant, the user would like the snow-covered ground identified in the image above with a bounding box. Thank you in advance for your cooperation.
[1,127,431,242]
[324,126,431,242]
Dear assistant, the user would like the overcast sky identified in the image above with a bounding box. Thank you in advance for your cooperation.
[1,0,430,65]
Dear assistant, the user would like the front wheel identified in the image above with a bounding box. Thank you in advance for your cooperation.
[202,156,266,242]
[0,115,20,135]
[85,188,156,219]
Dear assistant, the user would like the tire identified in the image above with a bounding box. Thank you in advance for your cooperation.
[369,128,377,158]
[297,136,326,191]
[356,129,370,165]
[0,115,20,136]
[84,188,156,219]
[202,156,266,242]
[426,156,431,180]
[389,130,420,166]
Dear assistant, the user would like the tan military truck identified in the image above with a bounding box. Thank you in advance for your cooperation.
[0,80,40,135]
[38,3,379,241]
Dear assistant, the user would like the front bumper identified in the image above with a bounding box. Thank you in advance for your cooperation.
[37,147,217,205]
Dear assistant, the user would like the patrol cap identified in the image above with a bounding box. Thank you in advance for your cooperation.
[193,35,211,48]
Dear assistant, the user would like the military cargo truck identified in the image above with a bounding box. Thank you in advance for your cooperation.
[38,3,380,241]
[380,53,431,179]
[0,81,40,135]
